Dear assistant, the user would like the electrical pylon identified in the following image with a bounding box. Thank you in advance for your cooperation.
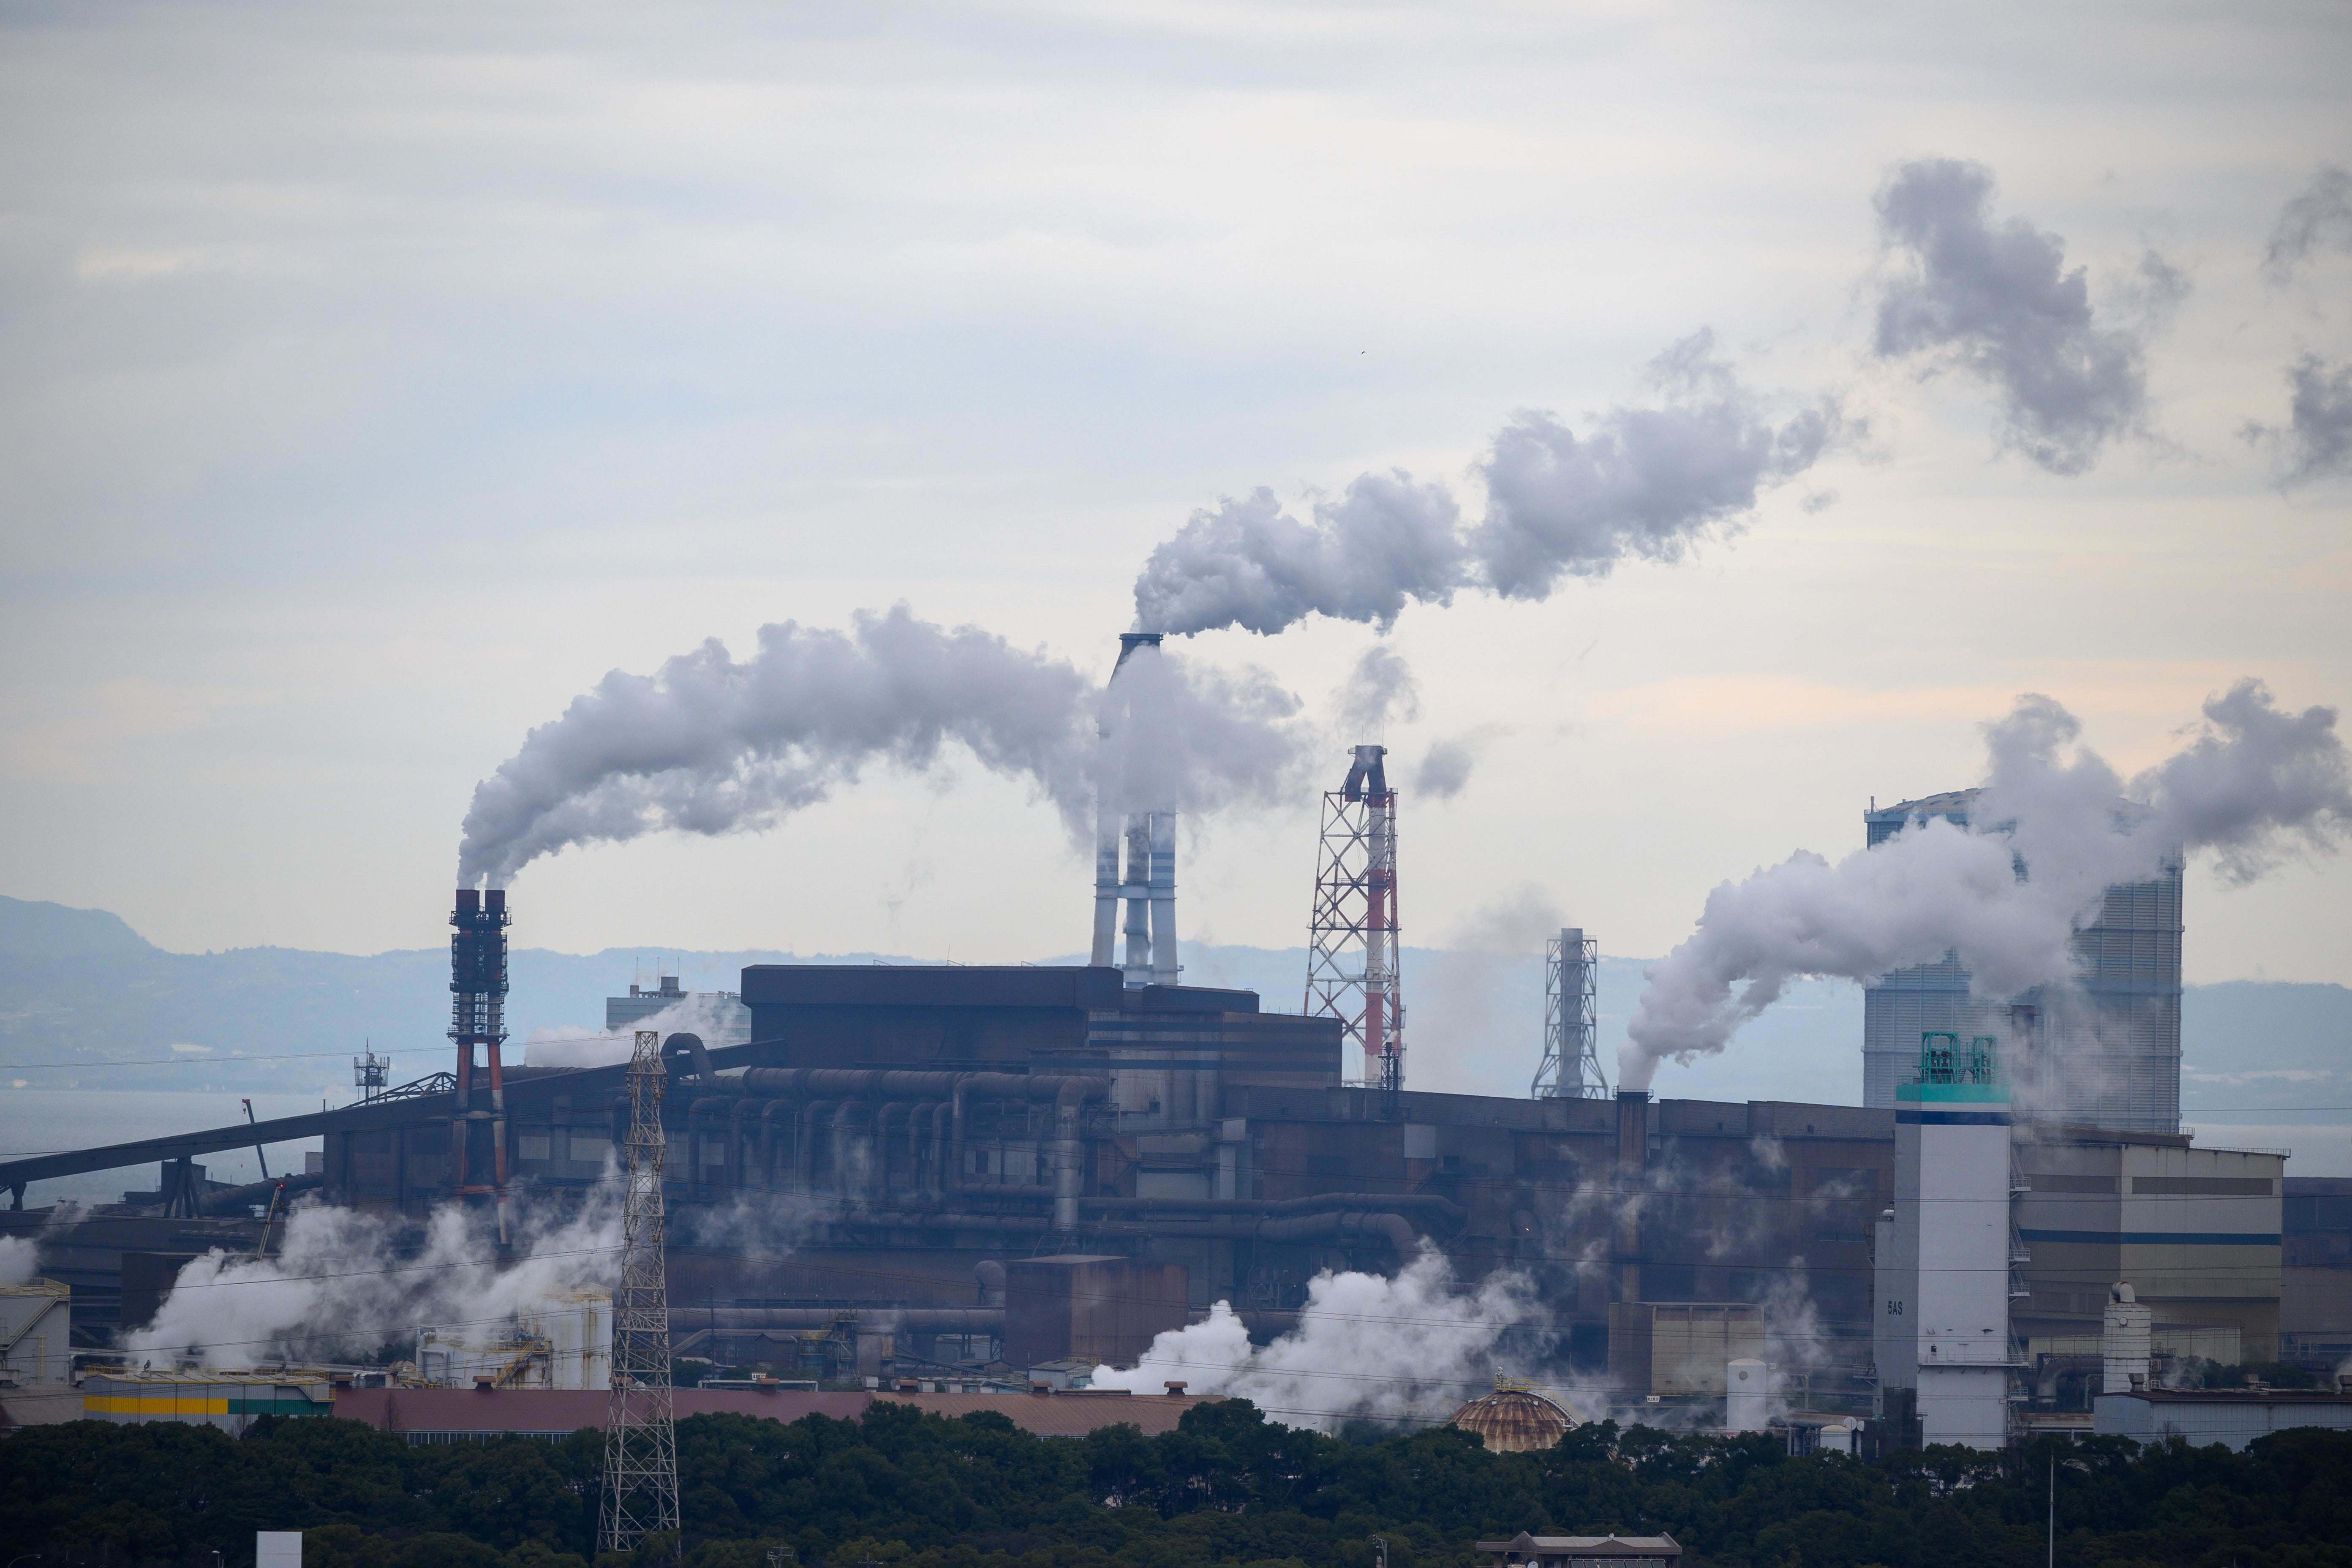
[600,1029,679,1553]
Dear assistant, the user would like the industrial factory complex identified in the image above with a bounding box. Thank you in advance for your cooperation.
[3,734,2347,1458]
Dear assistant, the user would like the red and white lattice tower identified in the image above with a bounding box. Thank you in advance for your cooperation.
[1304,744,1404,1095]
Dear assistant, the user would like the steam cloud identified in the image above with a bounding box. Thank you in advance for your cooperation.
[0,1235,37,1288]
[1090,1248,1541,1432]
[1335,645,1420,735]
[458,607,1305,886]
[125,1187,621,1368]
[2263,166,2352,282]
[1622,679,2352,1088]
[2244,354,2352,489]
[1873,158,2159,475]
[1413,737,1478,802]
[1131,332,1838,638]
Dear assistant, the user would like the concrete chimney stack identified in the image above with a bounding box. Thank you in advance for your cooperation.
[1093,633,1178,989]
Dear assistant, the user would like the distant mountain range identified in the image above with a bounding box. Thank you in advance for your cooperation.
[2,894,2345,1117]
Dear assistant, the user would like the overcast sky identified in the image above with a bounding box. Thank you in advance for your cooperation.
[3,0,2347,995]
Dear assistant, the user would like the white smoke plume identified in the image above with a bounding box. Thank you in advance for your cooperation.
[1131,333,1838,638]
[525,990,749,1070]
[1622,679,2352,1089]
[458,606,1306,886]
[1090,1248,1542,1432]
[2243,353,2352,490]
[1475,332,1840,602]
[2263,165,2352,283]
[1413,737,1478,803]
[1335,645,1420,736]
[1872,158,2161,476]
[123,1185,621,1369]
[0,1235,38,1287]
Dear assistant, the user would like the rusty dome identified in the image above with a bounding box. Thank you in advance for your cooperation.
[1447,1386,1575,1452]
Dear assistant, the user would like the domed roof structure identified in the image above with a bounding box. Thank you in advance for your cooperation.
[1447,1386,1574,1452]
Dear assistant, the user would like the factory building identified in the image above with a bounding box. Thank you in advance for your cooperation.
[1872,1033,2018,1451]
[0,1277,72,1385]
[607,974,751,1046]
[82,1371,335,1435]
[1862,791,2183,1135]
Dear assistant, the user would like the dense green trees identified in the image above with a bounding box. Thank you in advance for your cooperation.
[5,1403,2347,1568]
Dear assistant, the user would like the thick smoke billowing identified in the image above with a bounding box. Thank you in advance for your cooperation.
[1873,158,2158,475]
[1090,1248,1541,1432]
[0,1235,37,1288]
[1134,476,1465,638]
[2244,354,2352,490]
[458,607,1305,886]
[124,1187,620,1368]
[2264,166,2352,282]
[1622,680,2352,1088]
[1474,332,1840,601]
[1131,333,1837,638]
[525,990,746,1070]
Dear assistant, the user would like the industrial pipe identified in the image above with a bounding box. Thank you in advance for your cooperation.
[1078,1193,1466,1223]
[757,1099,793,1190]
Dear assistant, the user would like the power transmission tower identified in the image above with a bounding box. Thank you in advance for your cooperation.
[1304,745,1404,1109]
[1532,927,1608,1099]
[600,1029,679,1554]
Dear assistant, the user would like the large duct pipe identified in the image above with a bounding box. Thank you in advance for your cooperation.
[1615,1089,1650,1304]
[1148,811,1178,986]
[683,1307,1007,1334]
[1091,818,1122,967]
[1122,817,1152,986]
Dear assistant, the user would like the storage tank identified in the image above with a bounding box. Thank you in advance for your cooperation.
[523,1287,613,1391]
[2102,1283,2152,1394]
[1725,1358,1769,1433]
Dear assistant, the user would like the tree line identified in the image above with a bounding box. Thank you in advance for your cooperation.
[4,1402,2347,1568]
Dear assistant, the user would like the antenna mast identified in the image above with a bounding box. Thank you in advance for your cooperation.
[600,1029,679,1554]
[1533,927,1607,1099]
[1305,744,1405,1107]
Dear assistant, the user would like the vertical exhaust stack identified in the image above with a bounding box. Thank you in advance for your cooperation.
[1305,744,1406,1100]
[449,887,513,1239]
[1094,632,1179,989]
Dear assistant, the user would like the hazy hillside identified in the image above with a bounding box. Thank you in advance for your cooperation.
[2,895,2343,1117]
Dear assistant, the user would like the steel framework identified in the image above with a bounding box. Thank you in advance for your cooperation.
[1532,927,1607,1099]
[448,887,512,1238]
[1304,745,1404,1096]
[600,1029,679,1554]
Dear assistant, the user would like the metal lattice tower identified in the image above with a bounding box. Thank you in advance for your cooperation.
[1533,927,1607,1099]
[600,1029,679,1554]
[1304,745,1404,1099]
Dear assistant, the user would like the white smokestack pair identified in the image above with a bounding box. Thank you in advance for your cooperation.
[1092,633,1178,988]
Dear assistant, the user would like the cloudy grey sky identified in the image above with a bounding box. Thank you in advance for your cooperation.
[3,1,2347,990]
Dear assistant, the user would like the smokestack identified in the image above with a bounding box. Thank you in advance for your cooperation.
[1099,633,1178,990]
[449,887,512,1240]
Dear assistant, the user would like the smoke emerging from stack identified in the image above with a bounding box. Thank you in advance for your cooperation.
[123,1182,622,1369]
[1090,1248,1541,1432]
[457,607,1307,887]
[0,1236,37,1288]
[1131,331,1842,638]
[1621,680,2352,1089]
